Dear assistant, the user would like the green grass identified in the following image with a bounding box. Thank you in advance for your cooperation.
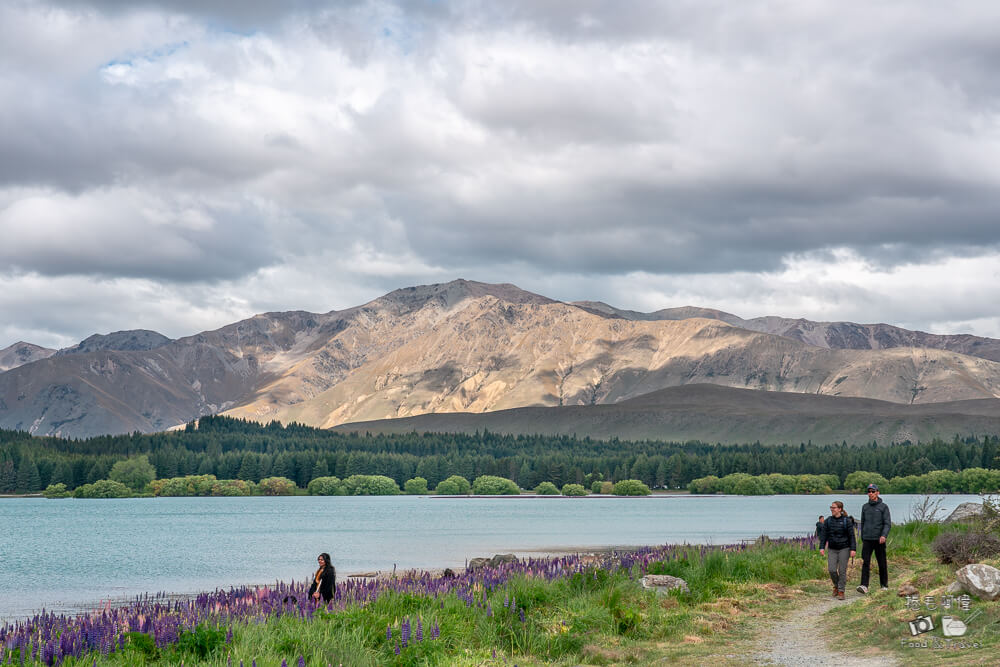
[823,520,1000,666]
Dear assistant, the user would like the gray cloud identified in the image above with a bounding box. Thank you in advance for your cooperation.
[2,0,1000,347]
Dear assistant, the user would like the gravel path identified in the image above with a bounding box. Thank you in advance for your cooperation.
[751,592,900,666]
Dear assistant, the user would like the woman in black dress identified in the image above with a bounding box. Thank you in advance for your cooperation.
[309,552,336,603]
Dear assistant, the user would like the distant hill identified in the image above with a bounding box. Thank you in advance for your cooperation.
[333,384,1000,446]
[2,279,999,438]
[0,342,55,372]
[55,330,172,356]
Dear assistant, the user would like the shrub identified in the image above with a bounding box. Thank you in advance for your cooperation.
[307,476,344,496]
[562,483,587,496]
[886,475,920,494]
[718,473,753,494]
[42,483,71,499]
[612,479,651,496]
[687,475,720,494]
[599,481,614,495]
[793,475,831,495]
[437,475,471,494]
[109,455,157,492]
[843,471,888,493]
[150,475,217,497]
[591,480,604,494]
[959,468,998,494]
[343,474,400,495]
[534,481,559,495]
[763,474,796,494]
[404,477,429,495]
[932,530,1000,565]
[917,469,961,493]
[733,476,772,495]
[73,479,133,498]
[434,479,461,495]
[819,474,841,491]
[257,476,298,495]
[211,479,254,496]
[472,475,521,495]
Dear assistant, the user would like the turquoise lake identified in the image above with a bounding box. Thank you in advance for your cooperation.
[0,493,979,620]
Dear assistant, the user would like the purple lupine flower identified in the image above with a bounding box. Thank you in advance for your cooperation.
[281,660,287,667]
[401,618,410,648]
[298,656,306,667]
[519,608,525,623]
[386,624,391,641]
[394,641,400,656]
[486,604,492,617]
[416,617,423,642]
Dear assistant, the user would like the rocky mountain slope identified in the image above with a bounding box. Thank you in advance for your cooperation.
[2,280,999,438]
[579,302,1000,362]
[333,383,1000,446]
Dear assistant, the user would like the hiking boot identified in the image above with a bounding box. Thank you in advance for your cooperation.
[857,585,868,594]
[880,586,889,592]
[837,591,845,600]
[832,585,839,597]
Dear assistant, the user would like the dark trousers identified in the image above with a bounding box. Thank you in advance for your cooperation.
[860,539,888,587]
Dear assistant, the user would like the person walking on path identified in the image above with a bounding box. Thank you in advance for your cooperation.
[819,501,856,599]
[857,484,891,594]
[309,552,337,603]
[815,515,825,539]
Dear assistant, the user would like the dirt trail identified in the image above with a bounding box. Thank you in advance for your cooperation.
[750,593,900,666]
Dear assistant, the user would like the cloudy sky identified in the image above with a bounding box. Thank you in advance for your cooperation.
[2,0,1000,349]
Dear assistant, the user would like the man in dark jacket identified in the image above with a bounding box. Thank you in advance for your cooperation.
[857,484,891,594]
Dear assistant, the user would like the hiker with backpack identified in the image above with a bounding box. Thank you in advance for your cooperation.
[819,500,856,600]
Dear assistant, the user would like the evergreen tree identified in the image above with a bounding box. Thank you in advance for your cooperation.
[310,457,329,482]
[0,459,16,493]
[15,456,41,493]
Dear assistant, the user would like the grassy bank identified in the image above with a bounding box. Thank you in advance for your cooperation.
[826,520,1000,666]
[3,522,997,666]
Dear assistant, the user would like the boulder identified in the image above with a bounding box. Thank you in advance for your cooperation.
[955,563,1000,601]
[467,558,490,571]
[944,502,984,523]
[467,554,519,571]
[641,574,690,595]
[946,581,964,594]
[490,554,519,566]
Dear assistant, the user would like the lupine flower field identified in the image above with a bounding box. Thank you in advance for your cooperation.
[1,536,822,666]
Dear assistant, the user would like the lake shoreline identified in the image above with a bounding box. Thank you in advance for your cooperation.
[1,543,659,623]
[1,493,979,622]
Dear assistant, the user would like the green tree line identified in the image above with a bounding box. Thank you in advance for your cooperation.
[2,415,999,494]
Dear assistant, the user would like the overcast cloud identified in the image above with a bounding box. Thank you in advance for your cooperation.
[2,0,1000,349]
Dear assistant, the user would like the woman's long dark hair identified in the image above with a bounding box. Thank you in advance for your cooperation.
[318,553,331,568]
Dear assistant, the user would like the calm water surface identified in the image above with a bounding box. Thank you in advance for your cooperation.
[0,493,978,619]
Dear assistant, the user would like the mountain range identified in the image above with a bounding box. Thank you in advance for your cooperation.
[2,279,999,441]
